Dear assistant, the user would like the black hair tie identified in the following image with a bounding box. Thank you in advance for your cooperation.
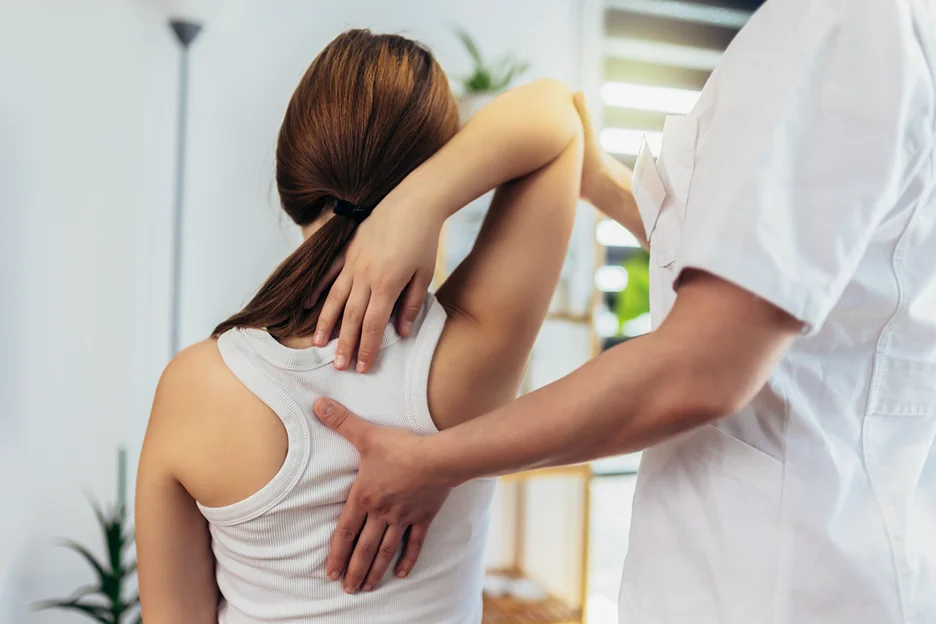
[333,199,372,224]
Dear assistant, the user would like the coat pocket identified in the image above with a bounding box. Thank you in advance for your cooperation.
[620,424,783,624]
[864,355,936,615]
[650,115,698,268]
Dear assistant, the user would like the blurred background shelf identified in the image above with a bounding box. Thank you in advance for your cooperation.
[483,459,593,623]
[483,568,582,624]
[501,464,592,482]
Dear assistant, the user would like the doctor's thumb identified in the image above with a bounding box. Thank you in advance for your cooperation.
[314,398,370,449]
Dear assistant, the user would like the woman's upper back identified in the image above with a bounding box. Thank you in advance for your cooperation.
[135,72,585,623]
[189,295,493,624]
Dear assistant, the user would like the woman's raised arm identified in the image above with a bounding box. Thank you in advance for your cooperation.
[311,79,582,372]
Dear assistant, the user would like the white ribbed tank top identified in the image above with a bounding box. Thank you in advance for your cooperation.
[200,295,495,624]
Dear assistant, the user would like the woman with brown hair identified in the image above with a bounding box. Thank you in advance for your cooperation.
[135,30,585,623]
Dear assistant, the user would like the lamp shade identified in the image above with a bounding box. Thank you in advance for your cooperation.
[158,0,226,23]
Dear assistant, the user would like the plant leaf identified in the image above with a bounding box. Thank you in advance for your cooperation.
[465,69,493,93]
[88,494,109,534]
[87,494,124,566]
[61,539,121,606]
[492,54,512,72]
[492,60,531,91]
[120,592,142,621]
[34,599,113,624]
[62,540,109,587]
[67,583,105,602]
[454,27,484,68]
[96,506,125,580]
[105,520,125,581]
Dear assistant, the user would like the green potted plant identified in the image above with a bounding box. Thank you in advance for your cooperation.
[454,27,530,122]
[35,449,141,624]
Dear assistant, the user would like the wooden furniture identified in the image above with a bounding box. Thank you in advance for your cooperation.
[482,464,594,624]
[483,567,583,624]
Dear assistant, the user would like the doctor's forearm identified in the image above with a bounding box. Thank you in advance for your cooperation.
[426,332,713,484]
[424,273,800,484]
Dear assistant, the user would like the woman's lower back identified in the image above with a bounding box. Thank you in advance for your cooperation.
[201,298,495,623]
[211,484,493,624]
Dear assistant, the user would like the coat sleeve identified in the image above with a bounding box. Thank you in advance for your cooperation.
[676,0,934,333]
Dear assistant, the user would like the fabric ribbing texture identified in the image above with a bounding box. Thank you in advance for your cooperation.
[201,295,495,623]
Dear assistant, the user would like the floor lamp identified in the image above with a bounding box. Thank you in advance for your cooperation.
[162,0,224,355]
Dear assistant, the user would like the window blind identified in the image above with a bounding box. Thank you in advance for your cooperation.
[594,0,766,342]
[600,0,765,167]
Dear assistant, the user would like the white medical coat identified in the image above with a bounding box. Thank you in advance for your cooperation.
[620,0,936,622]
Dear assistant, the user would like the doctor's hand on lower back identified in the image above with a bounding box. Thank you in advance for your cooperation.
[313,398,451,593]
[312,193,444,373]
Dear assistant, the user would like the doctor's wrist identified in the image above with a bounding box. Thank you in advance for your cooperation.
[419,432,470,489]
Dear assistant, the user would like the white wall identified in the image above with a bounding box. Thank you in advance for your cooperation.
[0,1,590,620]
[0,14,28,618]
[0,1,176,621]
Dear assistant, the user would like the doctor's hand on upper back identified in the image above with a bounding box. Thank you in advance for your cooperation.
[313,193,444,373]
[313,398,451,593]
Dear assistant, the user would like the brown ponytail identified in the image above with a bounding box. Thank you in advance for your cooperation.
[212,30,459,339]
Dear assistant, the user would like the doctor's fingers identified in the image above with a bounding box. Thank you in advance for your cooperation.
[360,523,408,591]
[326,501,365,581]
[394,522,429,579]
[341,516,389,594]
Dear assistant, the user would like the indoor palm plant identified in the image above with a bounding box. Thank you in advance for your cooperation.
[35,449,141,623]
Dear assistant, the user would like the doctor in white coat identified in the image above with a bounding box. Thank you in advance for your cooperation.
[308,0,936,621]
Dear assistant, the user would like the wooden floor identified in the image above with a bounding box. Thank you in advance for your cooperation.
[481,570,581,624]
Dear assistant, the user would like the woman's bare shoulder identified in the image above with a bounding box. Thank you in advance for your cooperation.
[148,338,287,507]
[155,339,236,405]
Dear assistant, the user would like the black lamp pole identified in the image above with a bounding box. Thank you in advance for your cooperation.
[168,19,202,355]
